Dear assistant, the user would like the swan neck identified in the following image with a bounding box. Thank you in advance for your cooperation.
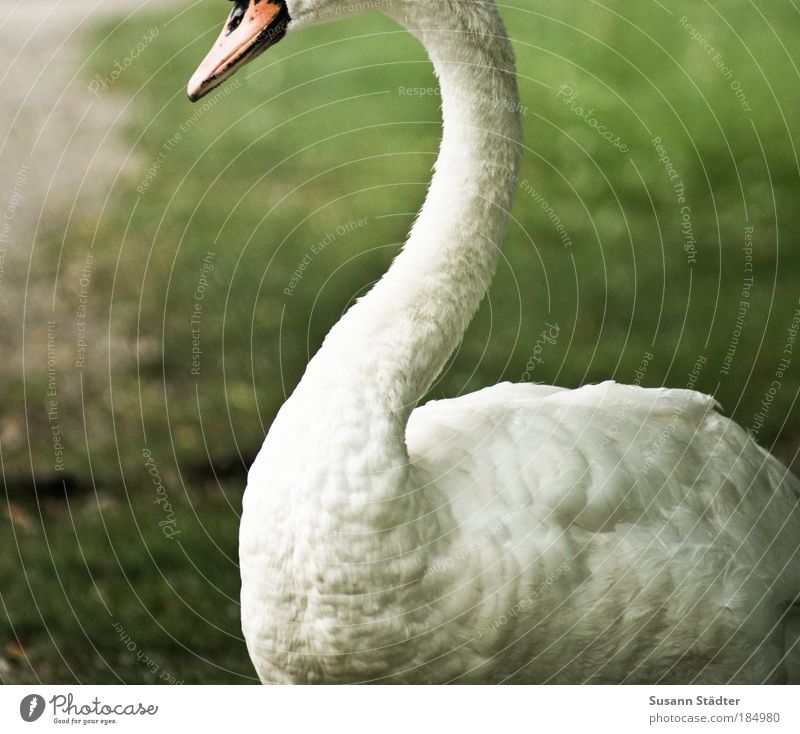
[319,1,523,417]
[244,0,523,609]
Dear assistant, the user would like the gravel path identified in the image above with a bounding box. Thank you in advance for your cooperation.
[0,0,178,474]
[0,0,163,242]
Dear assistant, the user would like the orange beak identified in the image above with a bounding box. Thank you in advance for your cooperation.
[188,0,290,102]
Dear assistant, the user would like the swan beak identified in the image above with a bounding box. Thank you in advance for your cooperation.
[188,0,290,102]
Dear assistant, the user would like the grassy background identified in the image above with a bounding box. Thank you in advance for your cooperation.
[2,0,799,682]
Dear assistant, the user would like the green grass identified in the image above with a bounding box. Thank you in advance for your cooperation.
[1,487,253,683]
[2,0,799,682]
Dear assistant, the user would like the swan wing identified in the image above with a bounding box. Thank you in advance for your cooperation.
[407,380,798,541]
[405,381,800,680]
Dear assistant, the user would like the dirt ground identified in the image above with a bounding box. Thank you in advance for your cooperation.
[0,0,177,474]
[0,0,162,250]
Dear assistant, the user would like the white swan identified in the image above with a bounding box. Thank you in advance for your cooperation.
[188,0,800,683]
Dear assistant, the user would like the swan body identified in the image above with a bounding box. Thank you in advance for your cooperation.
[189,0,800,683]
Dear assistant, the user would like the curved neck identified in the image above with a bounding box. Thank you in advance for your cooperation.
[302,1,522,418]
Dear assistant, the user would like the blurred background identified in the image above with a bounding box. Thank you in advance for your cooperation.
[1,0,798,683]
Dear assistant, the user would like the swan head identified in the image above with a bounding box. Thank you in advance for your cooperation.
[187,0,372,101]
